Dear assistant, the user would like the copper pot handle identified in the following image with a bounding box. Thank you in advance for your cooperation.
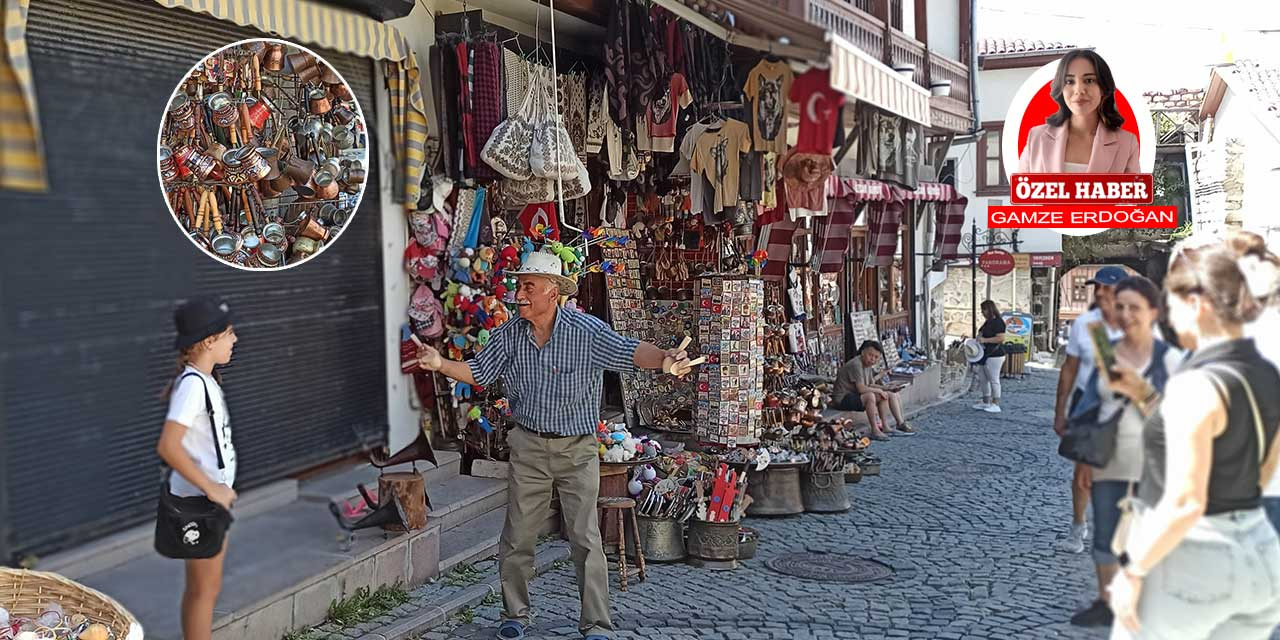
[183,189,198,232]
[253,55,262,94]
[240,187,256,233]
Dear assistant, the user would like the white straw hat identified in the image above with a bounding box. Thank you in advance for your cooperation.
[506,251,578,296]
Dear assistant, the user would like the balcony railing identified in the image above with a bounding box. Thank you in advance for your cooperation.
[800,0,972,130]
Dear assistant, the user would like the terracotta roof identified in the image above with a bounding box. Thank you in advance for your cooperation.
[1142,88,1206,110]
[979,38,1078,56]
[1220,60,1280,122]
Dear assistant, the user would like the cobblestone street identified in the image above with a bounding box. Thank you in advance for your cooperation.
[424,367,1108,640]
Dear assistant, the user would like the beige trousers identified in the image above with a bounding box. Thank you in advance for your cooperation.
[500,427,613,637]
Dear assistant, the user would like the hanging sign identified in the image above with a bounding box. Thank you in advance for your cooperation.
[978,249,1015,276]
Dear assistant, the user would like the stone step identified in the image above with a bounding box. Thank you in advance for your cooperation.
[298,450,462,509]
[39,478,299,580]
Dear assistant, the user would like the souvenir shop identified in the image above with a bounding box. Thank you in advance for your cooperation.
[399,0,962,567]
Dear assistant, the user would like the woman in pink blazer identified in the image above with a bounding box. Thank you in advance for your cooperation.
[1018,49,1140,174]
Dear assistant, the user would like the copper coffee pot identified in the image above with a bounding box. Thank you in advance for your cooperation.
[308,88,332,115]
[264,43,285,72]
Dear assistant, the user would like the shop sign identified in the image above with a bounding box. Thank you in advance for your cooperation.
[978,249,1015,276]
[1031,252,1063,268]
[1013,253,1031,270]
[1002,312,1034,348]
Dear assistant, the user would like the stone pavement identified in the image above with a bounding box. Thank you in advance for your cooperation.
[417,368,1110,640]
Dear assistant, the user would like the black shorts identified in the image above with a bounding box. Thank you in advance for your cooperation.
[833,393,867,412]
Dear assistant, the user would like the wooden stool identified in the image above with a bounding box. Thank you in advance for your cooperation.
[596,496,646,591]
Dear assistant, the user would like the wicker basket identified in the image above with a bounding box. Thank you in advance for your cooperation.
[0,568,143,640]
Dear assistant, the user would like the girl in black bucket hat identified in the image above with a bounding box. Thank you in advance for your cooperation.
[155,294,238,640]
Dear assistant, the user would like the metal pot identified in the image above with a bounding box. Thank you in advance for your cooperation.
[633,516,685,562]
[284,156,316,185]
[318,203,340,225]
[296,64,321,84]
[332,127,354,150]
[292,183,316,200]
[312,170,340,200]
[320,65,341,85]
[258,242,283,267]
[237,146,272,181]
[269,169,293,193]
[330,83,353,102]
[801,470,851,513]
[259,178,282,198]
[159,146,178,182]
[320,158,342,178]
[264,43,285,72]
[286,52,315,75]
[220,148,252,185]
[185,148,223,181]
[210,232,239,257]
[205,139,228,163]
[297,215,328,241]
[262,222,286,245]
[206,92,238,128]
[318,121,334,145]
[744,467,804,516]
[308,88,332,115]
[686,520,740,564]
[258,147,282,180]
[246,97,272,131]
[168,94,197,132]
[241,230,261,252]
[331,106,356,126]
[291,236,319,260]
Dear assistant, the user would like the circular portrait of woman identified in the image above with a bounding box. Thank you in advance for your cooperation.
[157,39,368,270]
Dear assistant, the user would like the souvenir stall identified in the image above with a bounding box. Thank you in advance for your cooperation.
[159,41,368,268]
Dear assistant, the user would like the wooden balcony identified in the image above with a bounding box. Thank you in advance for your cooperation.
[797,0,973,131]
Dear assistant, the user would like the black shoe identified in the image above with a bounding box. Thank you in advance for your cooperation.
[1070,600,1114,627]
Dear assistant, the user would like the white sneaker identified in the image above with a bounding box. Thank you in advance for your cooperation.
[984,404,1003,413]
[971,402,989,410]
[1055,524,1087,554]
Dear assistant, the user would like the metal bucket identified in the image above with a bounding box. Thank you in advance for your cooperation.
[631,516,685,563]
[802,470,851,513]
[745,466,804,516]
[686,520,739,562]
[737,527,759,560]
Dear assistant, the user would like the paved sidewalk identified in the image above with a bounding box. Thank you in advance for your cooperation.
[415,369,1110,640]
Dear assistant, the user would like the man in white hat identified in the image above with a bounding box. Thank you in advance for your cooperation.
[415,250,694,640]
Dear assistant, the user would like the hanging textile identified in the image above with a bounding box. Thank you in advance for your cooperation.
[149,0,429,209]
[864,201,905,267]
[815,198,860,273]
[469,41,503,181]
[603,0,631,133]
[1,0,46,191]
[758,218,799,281]
[857,102,924,190]
[935,197,968,260]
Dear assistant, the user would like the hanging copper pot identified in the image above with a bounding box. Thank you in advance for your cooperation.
[341,166,366,187]
[168,94,197,132]
[262,222,286,245]
[243,41,266,62]
[297,215,329,241]
[259,147,282,179]
[246,97,272,131]
[258,241,283,267]
[286,52,315,74]
[220,149,252,185]
[159,146,178,182]
[205,139,228,163]
[264,44,285,72]
[292,236,320,260]
[308,88,332,115]
[285,156,316,185]
[318,203,339,225]
[320,65,341,85]
[182,146,223,181]
[296,64,322,84]
[331,83,353,102]
[320,158,342,178]
[293,183,316,200]
[332,127,354,150]
[311,169,340,200]
[269,169,293,193]
[259,178,282,198]
[237,146,272,181]
[210,232,239,257]
[331,106,356,126]
[206,92,238,128]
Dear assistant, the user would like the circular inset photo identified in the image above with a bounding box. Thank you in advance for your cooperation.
[158,39,368,269]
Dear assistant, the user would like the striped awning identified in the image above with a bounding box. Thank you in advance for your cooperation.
[829,177,959,203]
[864,201,905,267]
[154,0,428,210]
[829,34,931,128]
[1,0,46,191]
[935,196,967,260]
[816,196,860,273]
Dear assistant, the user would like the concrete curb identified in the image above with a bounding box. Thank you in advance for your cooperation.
[353,542,570,640]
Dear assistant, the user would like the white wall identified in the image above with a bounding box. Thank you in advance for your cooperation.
[1212,89,1280,236]
[926,0,960,61]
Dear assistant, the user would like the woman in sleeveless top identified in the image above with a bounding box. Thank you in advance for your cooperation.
[1105,231,1280,639]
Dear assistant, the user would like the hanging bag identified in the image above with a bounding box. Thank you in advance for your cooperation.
[530,68,580,180]
[481,68,538,180]
[155,373,233,560]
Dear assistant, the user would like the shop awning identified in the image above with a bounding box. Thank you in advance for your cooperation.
[1,0,46,191]
[829,177,959,203]
[154,0,428,210]
[935,197,967,260]
[864,200,904,267]
[829,35,930,128]
[650,0,830,63]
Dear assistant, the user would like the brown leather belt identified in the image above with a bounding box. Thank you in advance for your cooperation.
[518,423,573,439]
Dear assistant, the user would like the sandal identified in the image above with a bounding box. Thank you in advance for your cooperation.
[495,620,525,640]
[896,423,918,435]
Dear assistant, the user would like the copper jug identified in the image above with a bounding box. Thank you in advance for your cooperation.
[312,170,340,200]
[264,43,285,72]
[331,105,356,126]
[284,156,316,185]
[320,65,341,85]
[297,215,329,241]
[330,83,353,102]
[308,88,332,115]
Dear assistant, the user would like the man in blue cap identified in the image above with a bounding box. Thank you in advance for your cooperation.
[1054,265,1127,559]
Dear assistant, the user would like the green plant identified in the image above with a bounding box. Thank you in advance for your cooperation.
[444,563,485,588]
[481,592,501,607]
[456,606,475,624]
[326,582,411,627]
[282,630,326,640]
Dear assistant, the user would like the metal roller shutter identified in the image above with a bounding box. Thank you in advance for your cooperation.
[0,0,387,561]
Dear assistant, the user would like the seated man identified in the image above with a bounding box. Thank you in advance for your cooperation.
[831,341,917,440]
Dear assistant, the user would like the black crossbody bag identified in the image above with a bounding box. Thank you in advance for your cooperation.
[155,372,234,559]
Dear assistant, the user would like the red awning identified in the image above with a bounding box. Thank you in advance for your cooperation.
[935,197,968,260]
[829,177,959,203]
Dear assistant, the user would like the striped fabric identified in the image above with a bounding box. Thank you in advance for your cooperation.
[816,196,861,273]
[828,34,930,127]
[1,0,46,191]
[864,201,905,267]
[152,0,428,209]
[467,305,641,436]
[757,218,799,281]
[935,196,968,259]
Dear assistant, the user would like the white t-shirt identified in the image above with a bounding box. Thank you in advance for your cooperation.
[1094,344,1185,482]
[166,366,237,497]
[1066,307,1125,393]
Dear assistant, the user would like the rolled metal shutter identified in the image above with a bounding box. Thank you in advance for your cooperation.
[0,0,387,561]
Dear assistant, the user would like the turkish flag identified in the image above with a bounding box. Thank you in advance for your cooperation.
[518,202,561,241]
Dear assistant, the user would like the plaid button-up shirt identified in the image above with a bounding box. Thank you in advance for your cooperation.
[467,306,641,436]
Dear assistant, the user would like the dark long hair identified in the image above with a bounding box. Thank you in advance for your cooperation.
[980,300,1001,320]
[1046,49,1125,131]
[1116,275,1163,314]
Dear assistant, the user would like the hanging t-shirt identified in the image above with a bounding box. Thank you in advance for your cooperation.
[791,67,845,155]
[167,366,236,497]
[743,59,794,155]
[691,119,752,215]
[639,73,693,153]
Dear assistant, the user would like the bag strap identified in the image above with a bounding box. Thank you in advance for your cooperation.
[178,371,225,470]
[1202,364,1266,465]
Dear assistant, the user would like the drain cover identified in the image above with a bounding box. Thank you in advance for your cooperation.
[943,463,1010,475]
[765,552,893,583]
